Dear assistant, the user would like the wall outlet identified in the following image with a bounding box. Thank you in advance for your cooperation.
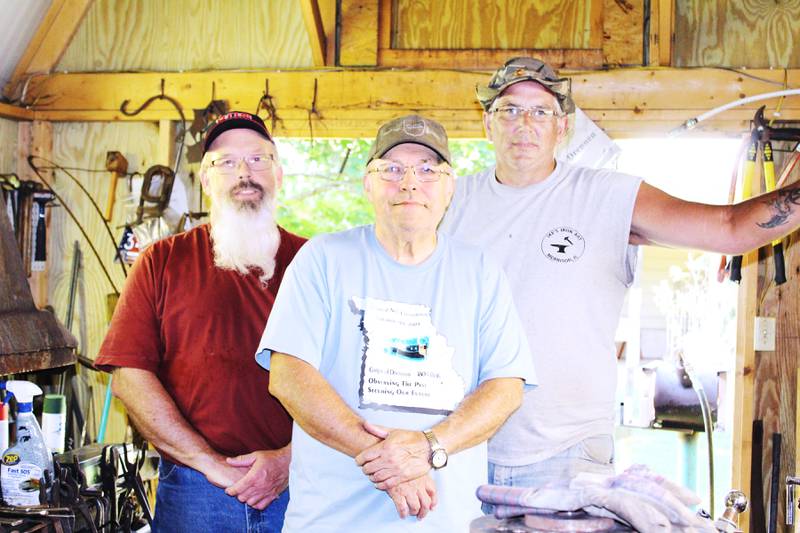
[754,316,776,351]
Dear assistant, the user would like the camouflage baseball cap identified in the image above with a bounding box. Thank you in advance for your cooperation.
[476,57,575,114]
[367,115,451,164]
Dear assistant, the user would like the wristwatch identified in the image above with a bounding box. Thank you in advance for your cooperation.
[423,429,448,469]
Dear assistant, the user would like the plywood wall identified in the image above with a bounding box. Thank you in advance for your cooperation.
[748,148,800,530]
[602,0,644,67]
[393,0,603,49]
[57,0,313,72]
[674,0,800,68]
[45,122,164,443]
[0,118,17,171]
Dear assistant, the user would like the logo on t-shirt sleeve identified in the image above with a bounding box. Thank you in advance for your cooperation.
[541,227,586,263]
[351,296,465,415]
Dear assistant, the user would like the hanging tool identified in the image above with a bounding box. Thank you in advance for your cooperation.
[30,190,55,272]
[120,79,187,176]
[768,432,781,533]
[26,157,121,295]
[718,135,751,282]
[754,106,788,285]
[104,151,129,221]
[135,164,175,224]
[760,141,787,284]
[28,155,128,277]
[729,138,757,283]
[787,476,800,525]
[751,420,767,533]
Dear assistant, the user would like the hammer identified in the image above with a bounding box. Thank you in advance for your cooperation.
[104,151,129,221]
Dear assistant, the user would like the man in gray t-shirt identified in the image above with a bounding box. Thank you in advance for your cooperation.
[440,56,800,489]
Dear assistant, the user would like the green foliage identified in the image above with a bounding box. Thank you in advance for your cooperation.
[274,137,495,238]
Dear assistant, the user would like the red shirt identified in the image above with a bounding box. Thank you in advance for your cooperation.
[96,224,306,463]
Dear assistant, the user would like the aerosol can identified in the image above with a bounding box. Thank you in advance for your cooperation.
[1,381,53,506]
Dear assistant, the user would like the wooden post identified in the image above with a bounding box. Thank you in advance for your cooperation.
[158,119,176,168]
[731,247,757,533]
[16,120,53,309]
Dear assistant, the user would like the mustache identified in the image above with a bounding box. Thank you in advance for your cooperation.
[232,179,264,193]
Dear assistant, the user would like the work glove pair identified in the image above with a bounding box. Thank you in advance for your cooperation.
[476,465,717,532]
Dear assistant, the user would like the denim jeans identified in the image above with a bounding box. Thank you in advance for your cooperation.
[152,459,289,533]
[484,434,615,514]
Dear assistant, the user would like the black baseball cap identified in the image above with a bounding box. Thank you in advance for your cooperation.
[476,57,575,114]
[203,112,273,154]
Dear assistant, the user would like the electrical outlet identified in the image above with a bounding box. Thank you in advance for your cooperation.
[754,316,776,351]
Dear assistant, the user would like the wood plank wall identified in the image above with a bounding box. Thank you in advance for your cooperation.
[46,122,165,443]
[603,0,644,66]
[393,0,602,50]
[750,147,800,529]
[57,0,313,72]
[0,118,17,170]
[674,0,800,68]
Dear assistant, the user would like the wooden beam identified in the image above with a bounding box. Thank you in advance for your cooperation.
[299,0,327,67]
[340,0,379,66]
[649,0,674,66]
[0,102,34,121]
[378,48,604,69]
[21,68,800,138]
[4,0,93,99]
[658,0,675,66]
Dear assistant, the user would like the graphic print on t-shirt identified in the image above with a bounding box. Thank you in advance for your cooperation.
[351,296,466,415]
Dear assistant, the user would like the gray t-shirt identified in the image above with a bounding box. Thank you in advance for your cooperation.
[440,162,642,465]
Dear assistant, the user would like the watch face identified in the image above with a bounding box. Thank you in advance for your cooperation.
[431,449,448,469]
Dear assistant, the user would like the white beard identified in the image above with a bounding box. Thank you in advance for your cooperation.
[209,196,281,286]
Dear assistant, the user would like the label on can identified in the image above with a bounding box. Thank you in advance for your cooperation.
[42,412,66,454]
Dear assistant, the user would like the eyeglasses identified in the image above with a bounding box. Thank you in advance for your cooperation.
[367,161,452,182]
[209,154,275,174]
[490,105,563,122]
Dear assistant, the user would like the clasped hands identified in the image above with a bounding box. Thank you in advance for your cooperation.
[203,449,289,511]
[355,422,438,520]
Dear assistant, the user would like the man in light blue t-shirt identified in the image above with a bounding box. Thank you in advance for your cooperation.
[255,115,537,532]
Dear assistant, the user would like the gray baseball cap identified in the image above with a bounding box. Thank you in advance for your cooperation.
[367,115,451,164]
[476,57,575,114]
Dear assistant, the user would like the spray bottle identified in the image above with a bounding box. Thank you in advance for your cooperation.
[1,381,53,506]
[0,383,9,453]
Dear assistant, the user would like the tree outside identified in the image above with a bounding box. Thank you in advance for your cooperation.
[274,138,495,238]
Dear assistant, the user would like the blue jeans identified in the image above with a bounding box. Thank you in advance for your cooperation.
[484,434,615,514]
[152,459,289,533]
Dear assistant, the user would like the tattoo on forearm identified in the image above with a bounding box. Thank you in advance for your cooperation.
[757,187,800,229]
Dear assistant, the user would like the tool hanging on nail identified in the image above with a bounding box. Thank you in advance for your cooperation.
[120,78,187,176]
[760,141,787,284]
[104,151,129,222]
[728,106,800,285]
[729,137,757,283]
[31,190,55,272]
[753,106,792,285]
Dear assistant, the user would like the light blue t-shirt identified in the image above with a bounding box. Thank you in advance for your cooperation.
[256,225,536,533]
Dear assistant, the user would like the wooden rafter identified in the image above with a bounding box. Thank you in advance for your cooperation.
[299,0,327,66]
[0,102,34,121]
[4,0,94,100]
[20,68,800,138]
